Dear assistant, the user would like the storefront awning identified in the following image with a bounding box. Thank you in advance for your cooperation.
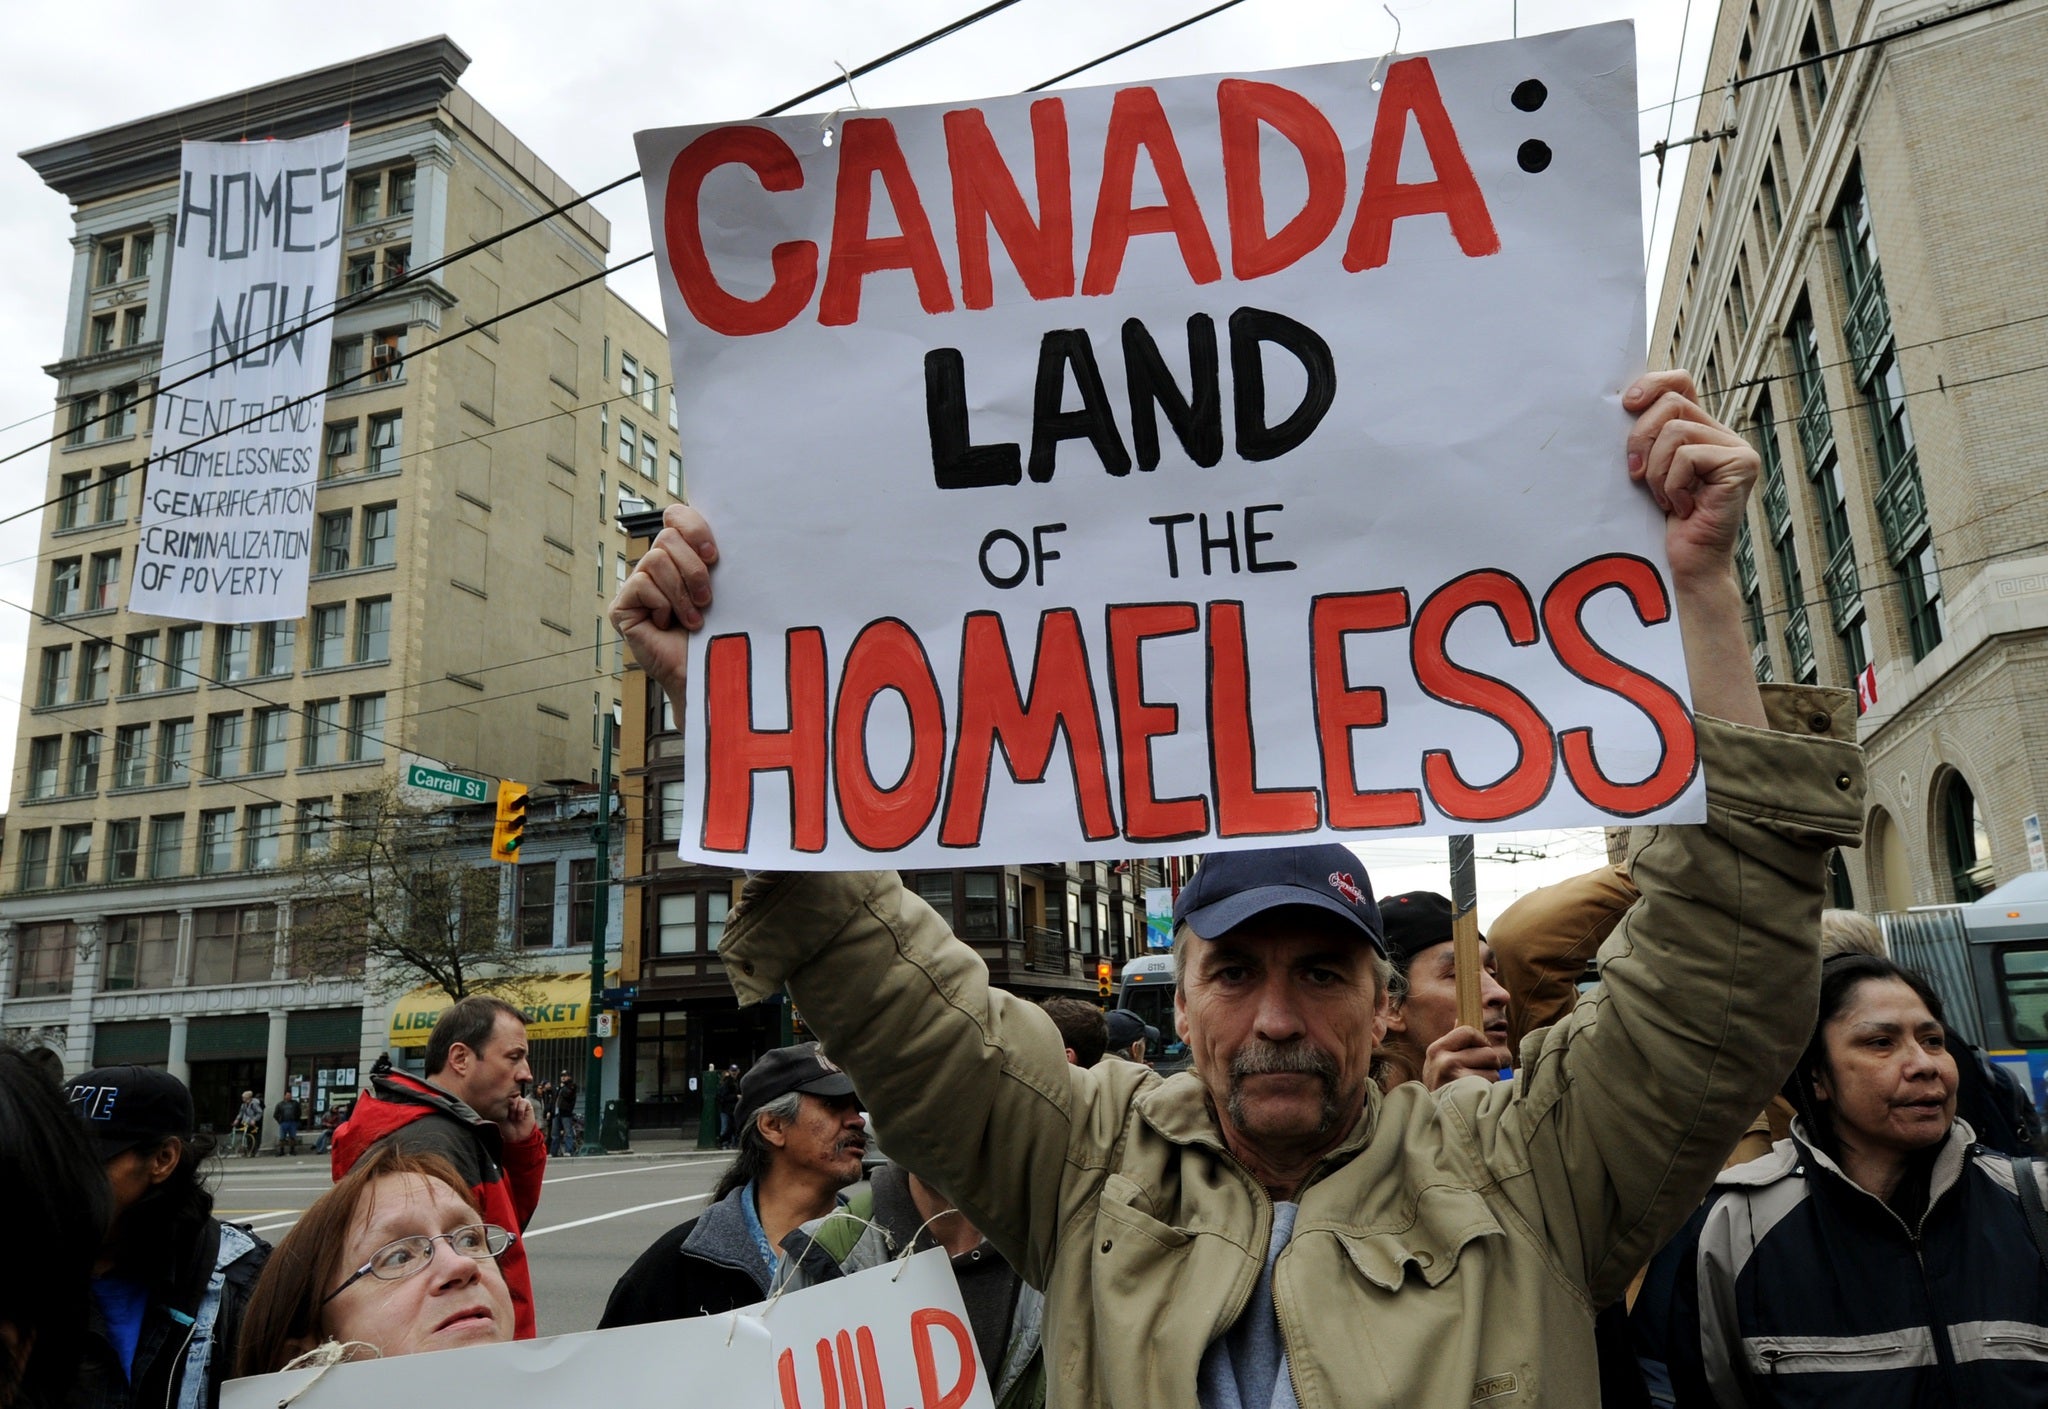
[387,972,618,1048]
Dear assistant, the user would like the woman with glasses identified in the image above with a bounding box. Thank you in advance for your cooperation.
[235,1144,514,1373]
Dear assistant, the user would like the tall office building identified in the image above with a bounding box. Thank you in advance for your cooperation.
[1651,0,2048,910]
[0,38,686,1127]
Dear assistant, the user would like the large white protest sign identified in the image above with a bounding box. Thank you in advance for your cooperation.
[748,1249,997,1409]
[638,22,1702,868]
[219,1310,775,1409]
[128,127,347,623]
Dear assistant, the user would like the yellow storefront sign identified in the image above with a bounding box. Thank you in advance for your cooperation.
[386,973,617,1047]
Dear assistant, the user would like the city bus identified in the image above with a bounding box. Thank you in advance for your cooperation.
[1117,954,1191,1074]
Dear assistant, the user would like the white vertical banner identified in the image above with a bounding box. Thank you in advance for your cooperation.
[128,127,349,623]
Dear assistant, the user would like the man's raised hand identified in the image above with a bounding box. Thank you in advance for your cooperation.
[1624,369,1759,586]
[609,504,718,709]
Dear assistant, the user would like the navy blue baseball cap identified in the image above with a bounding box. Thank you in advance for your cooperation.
[1173,844,1385,954]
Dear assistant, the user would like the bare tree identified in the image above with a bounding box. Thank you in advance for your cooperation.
[284,781,543,1001]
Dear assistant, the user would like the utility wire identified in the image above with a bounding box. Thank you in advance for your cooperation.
[1027,0,1250,90]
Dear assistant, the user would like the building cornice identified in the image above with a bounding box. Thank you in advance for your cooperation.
[20,37,471,205]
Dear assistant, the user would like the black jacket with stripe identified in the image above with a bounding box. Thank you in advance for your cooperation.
[1651,1119,2048,1408]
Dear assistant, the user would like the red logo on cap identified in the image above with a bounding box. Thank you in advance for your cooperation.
[1328,872,1364,906]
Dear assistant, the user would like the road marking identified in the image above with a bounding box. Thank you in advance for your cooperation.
[212,1184,333,1193]
[247,1216,306,1234]
[543,1159,727,1186]
[521,1193,709,1239]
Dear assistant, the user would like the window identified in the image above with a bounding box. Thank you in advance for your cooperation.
[361,504,396,566]
[95,468,130,523]
[26,737,59,799]
[148,815,184,878]
[914,873,957,926]
[90,313,115,354]
[383,246,410,285]
[250,707,289,772]
[667,386,679,431]
[12,921,72,994]
[370,328,405,383]
[388,166,416,216]
[38,645,73,706]
[113,724,150,788]
[330,337,365,386]
[156,719,192,785]
[244,804,283,869]
[620,354,638,399]
[1901,539,1944,662]
[1943,775,1993,902]
[68,732,102,794]
[49,558,81,616]
[16,832,51,892]
[166,626,201,688]
[1753,393,1816,684]
[347,694,386,760]
[103,912,176,990]
[303,700,341,765]
[105,819,141,883]
[309,605,346,669]
[323,421,358,479]
[598,406,608,452]
[87,552,120,610]
[655,888,730,955]
[206,713,244,778]
[130,231,154,279]
[346,254,377,295]
[79,641,112,701]
[641,366,658,414]
[59,825,92,886]
[317,512,351,573]
[65,396,94,447]
[519,863,556,947]
[258,621,295,676]
[1761,159,1782,237]
[298,798,335,857]
[667,451,683,497]
[123,632,159,694]
[641,437,657,481]
[351,174,382,225]
[216,625,253,681]
[618,419,637,469]
[97,240,125,286]
[191,905,276,982]
[106,385,138,439]
[59,470,92,528]
[963,872,1001,938]
[366,411,402,473]
[354,598,391,662]
[570,857,598,947]
[122,307,146,347]
[198,810,236,875]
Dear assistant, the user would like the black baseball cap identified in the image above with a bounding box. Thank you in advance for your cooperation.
[64,1065,195,1159]
[735,1042,857,1128]
[1380,890,1462,968]
[1105,1009,1157,1051]
[1173,844,1385,954]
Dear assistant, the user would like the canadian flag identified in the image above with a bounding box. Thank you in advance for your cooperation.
[1856,663,1879,715]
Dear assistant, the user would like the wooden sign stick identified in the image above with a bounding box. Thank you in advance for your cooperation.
[1448,834,1483,1032]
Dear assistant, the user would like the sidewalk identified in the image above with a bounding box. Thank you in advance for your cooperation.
[219,1135,731,1171]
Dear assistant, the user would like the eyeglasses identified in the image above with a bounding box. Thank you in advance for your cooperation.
[323,1223,514,1304]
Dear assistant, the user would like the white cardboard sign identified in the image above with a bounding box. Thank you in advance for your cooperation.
[128,127,347,624]
[638,22,1703,868]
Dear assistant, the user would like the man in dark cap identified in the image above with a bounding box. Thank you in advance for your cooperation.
[64,1065,269,1409]
[1378,889,1515,1088]
[599,1041,865,1326]
[1104,1008,1157,1065]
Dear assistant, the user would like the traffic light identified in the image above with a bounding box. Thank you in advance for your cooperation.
[491,780,529,862]
[1097,959,1113,1000]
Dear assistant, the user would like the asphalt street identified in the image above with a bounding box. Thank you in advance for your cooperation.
[211,1145,737,1334]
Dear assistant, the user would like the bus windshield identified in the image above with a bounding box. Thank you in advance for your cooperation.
[1118,958,1190,1073]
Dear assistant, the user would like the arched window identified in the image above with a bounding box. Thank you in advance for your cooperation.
[1941,775,1993,902]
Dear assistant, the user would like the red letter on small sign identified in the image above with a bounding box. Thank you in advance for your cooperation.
[1083,87,1223,296]
[911,1308,979,1409]
[665,128,817,336]
[820,118,957,326]
[946,101,1076,308]
[1343,57,1500,272]
[1542,555,1699,816]
[1411,571,1555,823]
[1310,591,1423,829]
[1218,80,1346,281]
[833,619,946,852]
[703,630,829,852]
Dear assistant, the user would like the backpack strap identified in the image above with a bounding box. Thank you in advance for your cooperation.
[2013,1156,2048,1271]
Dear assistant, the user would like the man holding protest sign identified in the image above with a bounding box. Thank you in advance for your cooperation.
[610,366,1867,1402]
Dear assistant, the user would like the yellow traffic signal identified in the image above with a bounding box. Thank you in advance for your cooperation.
[490,780,529,862]
[1097,959,1113,1000]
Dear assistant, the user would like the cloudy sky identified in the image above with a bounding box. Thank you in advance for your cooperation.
[0,0,1717,917]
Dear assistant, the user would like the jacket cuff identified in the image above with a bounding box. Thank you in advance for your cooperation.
[720,870,896,1003]
[1691,683,1865,844]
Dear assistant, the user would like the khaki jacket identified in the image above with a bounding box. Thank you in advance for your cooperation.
[720,686,1864,1407]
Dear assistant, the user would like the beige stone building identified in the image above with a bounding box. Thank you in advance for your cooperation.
[1,38,685,1129]
[1652,0,2048,910]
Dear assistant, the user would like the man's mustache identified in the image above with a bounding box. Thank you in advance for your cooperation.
[1230,1040,1339,1084]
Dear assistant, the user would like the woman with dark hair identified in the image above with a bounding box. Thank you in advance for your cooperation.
[0,1049,111,1409]
[235,1144,513,1375]
[61,1066,270,1409]
[1651,953,2048,1407]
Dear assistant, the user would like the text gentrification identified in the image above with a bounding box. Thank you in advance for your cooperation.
[127,127,349,623]
[637,23,1705,868]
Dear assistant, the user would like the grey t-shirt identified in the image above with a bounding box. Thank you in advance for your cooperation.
[1197,1201,1301,1409]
